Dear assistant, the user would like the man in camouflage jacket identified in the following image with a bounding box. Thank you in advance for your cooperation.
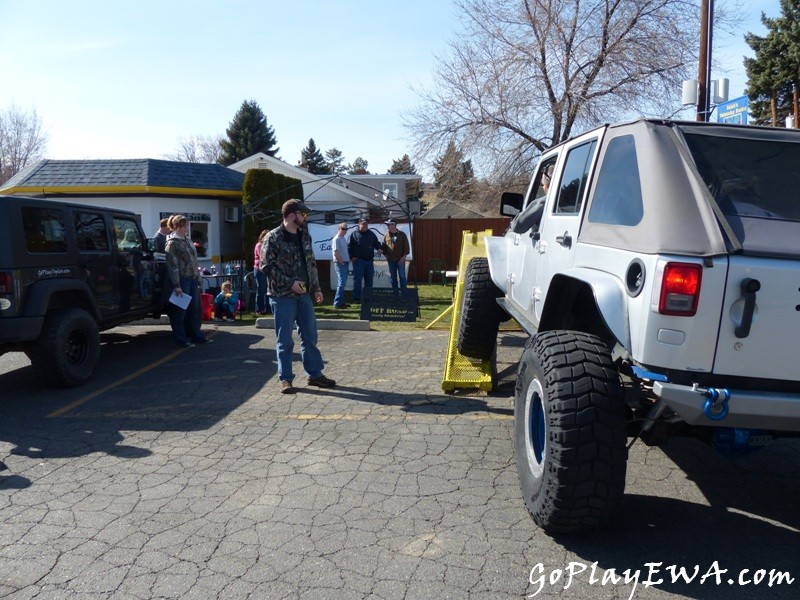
[260,199,335,393]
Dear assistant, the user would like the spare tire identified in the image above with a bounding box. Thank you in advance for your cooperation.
[456,257,506,359]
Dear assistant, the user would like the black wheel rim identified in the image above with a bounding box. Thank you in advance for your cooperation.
[64,329,89,366]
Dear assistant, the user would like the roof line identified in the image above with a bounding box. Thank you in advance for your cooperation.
[2,185,242,197]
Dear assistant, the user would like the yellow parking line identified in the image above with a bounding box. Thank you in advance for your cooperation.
[47,337,210,418]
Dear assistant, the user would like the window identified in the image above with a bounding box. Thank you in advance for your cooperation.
[554,140,597,214]
[22,207,67,253]
[190,223,208,257]
[113,218,143,252]
[512,158,558,233]
[588,135,644,226]
[75,212,109,251]
[382,183,398,203]
[683,131,800,221]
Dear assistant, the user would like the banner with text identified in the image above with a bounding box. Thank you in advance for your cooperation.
[307,223,413,261]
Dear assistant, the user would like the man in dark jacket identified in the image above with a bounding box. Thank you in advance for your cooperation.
[261,199,336,394]
[347,218,382,303]
[381,219,410,292]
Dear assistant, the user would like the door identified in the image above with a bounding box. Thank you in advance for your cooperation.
[713,255,800,381]
[509,156,559,315]
[74,210,117,316]
[533,138,598,322]
[113,216,152,313]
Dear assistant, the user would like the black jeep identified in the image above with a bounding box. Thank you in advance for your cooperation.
[0,195,167,387]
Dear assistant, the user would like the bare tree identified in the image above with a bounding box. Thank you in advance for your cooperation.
[0,104,48,184]
[164,134,224,163]
[405,0,701,180]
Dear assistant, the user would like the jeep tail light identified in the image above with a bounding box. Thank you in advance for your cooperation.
[0,272,12,295]
[659,262,702,316]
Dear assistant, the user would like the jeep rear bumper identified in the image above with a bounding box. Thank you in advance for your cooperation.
[653,381,800,432]
[0,316,44,344]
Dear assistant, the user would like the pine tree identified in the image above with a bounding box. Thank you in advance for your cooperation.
[299,138,329,174]
[388,154,417,175]
[219,100,279,166]
[347,157,369,174]
[745,1,800,126]
[324,147,345,175]
[433,141,475,204]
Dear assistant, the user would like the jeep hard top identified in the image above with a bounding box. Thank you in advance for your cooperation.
[455,119,800,532]
[0,195,167,387]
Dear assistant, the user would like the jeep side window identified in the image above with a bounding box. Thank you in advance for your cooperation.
[114,218,143,252]
[588,135,644,226]
[21,207,67,253]
[75,212,110,251]
[554,140,597,214]
[512,158,558,233]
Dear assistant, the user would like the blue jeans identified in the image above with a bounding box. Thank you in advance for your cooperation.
[388,260,407,291]
[269,294,324,382]
[333,262,349,307]
[170,277,206,345]
[254,268,267,313]
[351,259,374,302]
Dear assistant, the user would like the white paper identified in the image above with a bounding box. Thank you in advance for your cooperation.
[169,290,192,309]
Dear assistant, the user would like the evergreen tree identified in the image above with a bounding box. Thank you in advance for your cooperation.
[242,169,303,267]
[219,100,279,166]
[324,147,346,175]
[433,141,475,205]
[347,157,369,174]
[299,138,329,174]
[745,1,800,126]
[388,154,417,175]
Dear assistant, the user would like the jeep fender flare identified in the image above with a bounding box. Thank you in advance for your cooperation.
[23,279,101,320]
[541,268,631,353]
[484,235,510,293]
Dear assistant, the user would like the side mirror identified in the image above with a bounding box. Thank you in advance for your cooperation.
[501,192,524,216]
[147,238,156,252]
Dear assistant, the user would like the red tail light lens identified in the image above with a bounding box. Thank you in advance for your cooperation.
[659,262,702,316]
[0,272,12,295]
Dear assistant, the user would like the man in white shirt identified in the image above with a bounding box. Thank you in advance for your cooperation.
[331,222,350,309]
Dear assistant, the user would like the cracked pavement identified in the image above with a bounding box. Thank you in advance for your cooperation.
[1,324,798,599]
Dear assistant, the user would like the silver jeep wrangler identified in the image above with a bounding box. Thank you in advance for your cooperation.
[456,119,800,532]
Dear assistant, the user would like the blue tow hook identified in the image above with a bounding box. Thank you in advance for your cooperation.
[703,387,731,421]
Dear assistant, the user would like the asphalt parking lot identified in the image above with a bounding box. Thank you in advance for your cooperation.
[1,321,798,599]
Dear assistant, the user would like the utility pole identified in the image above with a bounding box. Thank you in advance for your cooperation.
[697,0,714,121]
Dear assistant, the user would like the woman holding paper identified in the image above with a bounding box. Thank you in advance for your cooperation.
[165,215,209,348]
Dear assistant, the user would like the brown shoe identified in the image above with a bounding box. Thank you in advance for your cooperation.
[280,380,296,394]
[307,374,336,388]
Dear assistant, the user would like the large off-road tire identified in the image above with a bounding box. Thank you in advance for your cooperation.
[457,257,506,359]
[30,308,100,387]
[515,330,627,533]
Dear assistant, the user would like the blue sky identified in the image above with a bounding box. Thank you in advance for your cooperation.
[0,0,783,177]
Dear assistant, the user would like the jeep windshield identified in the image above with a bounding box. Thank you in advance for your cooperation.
[678,124,800,257]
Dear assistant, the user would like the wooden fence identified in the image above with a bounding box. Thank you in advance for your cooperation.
[407,217,510,282]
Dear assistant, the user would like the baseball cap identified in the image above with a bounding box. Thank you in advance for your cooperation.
[282,199,310,217]
[385,219,396,225]
[358,217,369,224]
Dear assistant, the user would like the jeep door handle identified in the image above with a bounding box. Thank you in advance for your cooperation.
[734,277,760,338]
[555,231,572,248]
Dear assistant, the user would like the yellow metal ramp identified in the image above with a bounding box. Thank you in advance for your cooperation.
[441,230,495,392]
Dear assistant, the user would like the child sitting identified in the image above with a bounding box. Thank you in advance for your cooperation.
[213,281,237,321]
